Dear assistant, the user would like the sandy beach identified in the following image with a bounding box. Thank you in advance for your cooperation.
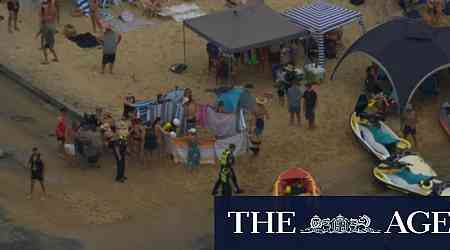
[1,0,450,249]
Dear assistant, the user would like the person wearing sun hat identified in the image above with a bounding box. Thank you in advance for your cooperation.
[98,23,122,74]
[253,96,269,137]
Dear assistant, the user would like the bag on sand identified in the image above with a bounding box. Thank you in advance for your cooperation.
[64,144,76,156]
[350,0,364,5]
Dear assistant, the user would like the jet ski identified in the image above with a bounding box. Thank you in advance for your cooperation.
[372,154,448,196]
[350,112,411,160]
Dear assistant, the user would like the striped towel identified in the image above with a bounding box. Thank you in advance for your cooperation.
[77,0,91,16]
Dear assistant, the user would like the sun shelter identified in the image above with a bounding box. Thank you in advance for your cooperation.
[331,17,450,112]
[283,0,365,66]
[182,3,308,64]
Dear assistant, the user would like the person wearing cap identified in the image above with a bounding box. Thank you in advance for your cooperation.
[402,104,418,147]
[212,144,243,196]
[253,97,269,137]
[98,24,122,74]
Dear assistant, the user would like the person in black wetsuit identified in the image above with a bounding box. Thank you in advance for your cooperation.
[27,148,47,200]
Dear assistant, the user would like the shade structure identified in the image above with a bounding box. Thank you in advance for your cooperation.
[283,0,365,66]
[183,3,308,53]
[331,17,450,112]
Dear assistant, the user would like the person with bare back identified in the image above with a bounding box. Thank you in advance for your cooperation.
[183,88,198,130]
[90,0,102,33]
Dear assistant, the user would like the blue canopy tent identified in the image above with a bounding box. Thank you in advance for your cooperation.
[282,0,365,66]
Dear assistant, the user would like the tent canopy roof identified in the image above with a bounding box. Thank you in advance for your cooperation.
[283,0,362,34]
[332,17,450,111]
[183,4,308,53]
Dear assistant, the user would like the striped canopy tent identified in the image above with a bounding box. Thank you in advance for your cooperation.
[283,0,365,66]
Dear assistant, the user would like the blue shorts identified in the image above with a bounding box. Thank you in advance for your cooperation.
[255,118,264,136]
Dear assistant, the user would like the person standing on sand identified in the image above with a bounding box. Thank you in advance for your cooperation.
[253,97,269,137]
[41,0,59,25]
[402,104,418,148]
[36,21,59,64]
[302,83,318,129]
[27,148,47,200]
[89,0,102,33]
[183,88,197,130]
[112,134,128,182]
[286,82,302,126]
[212,144,244,196]
[55,108,66,156]
[98,24,122,74]
[7,0,20,33]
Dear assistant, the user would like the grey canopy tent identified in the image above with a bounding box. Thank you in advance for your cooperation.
[331,17,450,112]
[182,3,308,62]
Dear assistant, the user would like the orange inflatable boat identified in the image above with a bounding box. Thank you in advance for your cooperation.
[273,168,320,196]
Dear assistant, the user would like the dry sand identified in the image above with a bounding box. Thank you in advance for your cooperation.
[1,0,450,192]
[1,1,450,249]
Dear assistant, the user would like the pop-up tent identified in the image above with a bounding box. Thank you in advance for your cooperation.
[331,17,450,112]
[182,3,308,60]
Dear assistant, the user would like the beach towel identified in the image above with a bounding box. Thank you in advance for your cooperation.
[68,33,100,48]
[214,132,248,159]
[196,104,209,128]
[99,10,158,33]
[169,136,216,165]
[159,3,205,22]
[217,88,243,113]
[206,107,239,138]
[76,0,90,16]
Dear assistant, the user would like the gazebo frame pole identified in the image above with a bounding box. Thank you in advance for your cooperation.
[228,54,233,85]
[183,24,187,65]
